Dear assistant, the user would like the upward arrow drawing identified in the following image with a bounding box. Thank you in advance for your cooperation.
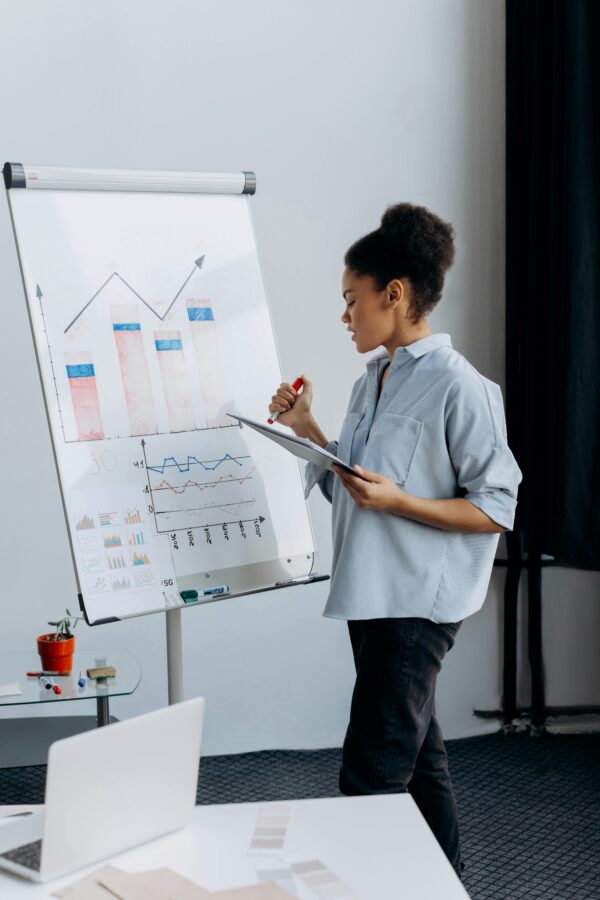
[63,255,205,333]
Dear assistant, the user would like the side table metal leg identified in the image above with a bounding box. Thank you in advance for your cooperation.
[97,695,110,727]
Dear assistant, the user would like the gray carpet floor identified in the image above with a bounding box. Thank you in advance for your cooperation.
[0,732,598,899]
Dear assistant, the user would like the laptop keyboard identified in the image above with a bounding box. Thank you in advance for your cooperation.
[0,839,42,872]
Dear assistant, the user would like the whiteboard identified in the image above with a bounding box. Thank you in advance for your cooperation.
[7,182,319,624]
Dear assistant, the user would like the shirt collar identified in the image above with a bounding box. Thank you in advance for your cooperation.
[367,333,452,368]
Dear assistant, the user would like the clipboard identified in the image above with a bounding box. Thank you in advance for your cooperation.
[227,413,365,478]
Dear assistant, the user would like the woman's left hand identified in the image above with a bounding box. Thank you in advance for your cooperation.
[332,464,404,512]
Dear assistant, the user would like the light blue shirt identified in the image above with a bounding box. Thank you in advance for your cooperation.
[304,333,523,623]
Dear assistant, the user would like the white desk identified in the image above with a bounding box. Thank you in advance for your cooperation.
[0,795,469,899]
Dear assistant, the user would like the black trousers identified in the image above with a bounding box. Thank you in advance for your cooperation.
[339,617,463,879]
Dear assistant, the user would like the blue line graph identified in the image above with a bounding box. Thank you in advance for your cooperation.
[146,453,248,475]
[145,451,257,531]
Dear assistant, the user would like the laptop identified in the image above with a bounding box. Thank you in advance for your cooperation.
[0,697,204,883]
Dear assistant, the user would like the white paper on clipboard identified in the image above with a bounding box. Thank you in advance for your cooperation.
[227,413,365,478]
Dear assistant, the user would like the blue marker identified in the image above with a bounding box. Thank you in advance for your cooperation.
[201,585,229,598]
[78,670,86,688]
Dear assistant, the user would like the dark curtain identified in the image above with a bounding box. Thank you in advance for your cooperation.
[506,0,600,568]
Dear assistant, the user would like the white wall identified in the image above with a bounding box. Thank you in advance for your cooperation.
[1,0,596,755]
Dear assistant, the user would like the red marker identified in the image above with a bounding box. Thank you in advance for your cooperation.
[268,377,304,424]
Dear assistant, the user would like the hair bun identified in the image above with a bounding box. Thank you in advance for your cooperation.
[380,202,412,235]
[344,202,455,321]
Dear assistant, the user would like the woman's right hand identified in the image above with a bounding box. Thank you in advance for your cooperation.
[269,375,313,434]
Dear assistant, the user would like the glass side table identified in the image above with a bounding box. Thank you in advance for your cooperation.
[0,650,141,728]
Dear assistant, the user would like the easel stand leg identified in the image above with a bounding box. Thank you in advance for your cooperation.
[166,607,184,705]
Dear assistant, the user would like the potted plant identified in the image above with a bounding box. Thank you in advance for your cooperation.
[37,609,84,674]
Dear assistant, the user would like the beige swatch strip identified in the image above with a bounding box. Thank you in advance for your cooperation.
[249,804,292,853]
[291,860,357,899]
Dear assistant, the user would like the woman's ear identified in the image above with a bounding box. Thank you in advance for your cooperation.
[387,278,404,306]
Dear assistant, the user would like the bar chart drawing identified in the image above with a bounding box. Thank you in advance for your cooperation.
[187,300,231,427]
[132,551,151,566]
[65,353,104,441]
[75,514,95,531]
[111,305,158,436]
[145,449,258,531]
[154,330,197,433]
[42,258,246,442]
[112,576,131,591]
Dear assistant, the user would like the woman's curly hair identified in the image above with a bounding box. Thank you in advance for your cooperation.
[344,203,455,322]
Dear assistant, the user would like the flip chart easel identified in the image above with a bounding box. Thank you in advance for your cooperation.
[4,162,328,703]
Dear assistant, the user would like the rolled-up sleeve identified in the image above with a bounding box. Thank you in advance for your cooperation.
[445,377,522,531]
[304,440,338,503]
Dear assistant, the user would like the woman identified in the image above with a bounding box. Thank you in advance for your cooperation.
[268,202,522,879]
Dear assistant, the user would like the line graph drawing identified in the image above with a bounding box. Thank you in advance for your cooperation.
[144,447,260,532]
[134,569,155,588]
[87,575,108,594]
[64,257,205,333]
[146,452,250,475]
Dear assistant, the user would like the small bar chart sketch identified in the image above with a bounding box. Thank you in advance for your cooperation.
[154,330,196,432]
[76,514,95,531]
[132,551,150,566]
[187,301,231,426]
[111,305,158,436]
[65,353,105,441]
[145,448,257,532]
[107,553,127,570]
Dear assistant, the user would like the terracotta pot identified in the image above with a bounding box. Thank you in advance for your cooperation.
[37,634,75,674]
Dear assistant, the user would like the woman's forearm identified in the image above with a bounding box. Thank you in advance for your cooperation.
[292,414,329,448]
[389,492,505,534]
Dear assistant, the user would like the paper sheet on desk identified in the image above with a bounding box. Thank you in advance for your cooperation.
[211,884,293,898]
[227,413,362,478]
[54,864,294,899]
[98,866,210,898]
[53,865,209,900]
[52,864,127,899]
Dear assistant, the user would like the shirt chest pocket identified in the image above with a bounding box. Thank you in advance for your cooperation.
[362,412,423,485]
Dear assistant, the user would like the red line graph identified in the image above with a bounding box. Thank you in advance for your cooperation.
[151,468,255,495]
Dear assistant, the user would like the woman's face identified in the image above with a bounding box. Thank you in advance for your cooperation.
[341,268,395,353]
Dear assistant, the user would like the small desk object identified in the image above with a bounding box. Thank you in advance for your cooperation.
[0,651,140,727]
[0,651,141,767]
[0,794,468,898]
